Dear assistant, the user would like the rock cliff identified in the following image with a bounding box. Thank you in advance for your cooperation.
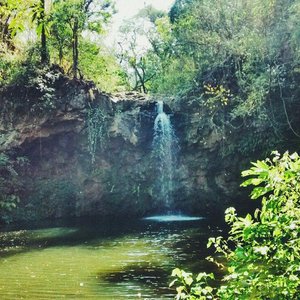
[0,72,250,221]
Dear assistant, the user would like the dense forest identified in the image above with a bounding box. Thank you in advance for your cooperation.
[0,0,300,299]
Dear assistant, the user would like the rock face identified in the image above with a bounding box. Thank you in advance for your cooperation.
[171,100,249,217]
[0,75,250,221]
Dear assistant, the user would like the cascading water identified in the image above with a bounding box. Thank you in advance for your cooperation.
[147,102,204,222]
[152,101,178,210]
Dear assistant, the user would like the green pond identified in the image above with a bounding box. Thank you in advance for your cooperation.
[0,216,218,299]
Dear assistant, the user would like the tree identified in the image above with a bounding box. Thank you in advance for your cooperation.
[0,0,51,67]
[121,0,300,155]
[31,0,50,64]
[0,0,28,50]
[39,0,48,64]
[0,1,14,50]
[117,6,167,93]
[51,0,114,78]
[49,2,71,65]
[79,40,129,92]
[168,0,194,23]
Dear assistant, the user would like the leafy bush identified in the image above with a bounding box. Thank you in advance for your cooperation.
[1,60,63,117]
[171,151,300,299]
[0,48,25,87]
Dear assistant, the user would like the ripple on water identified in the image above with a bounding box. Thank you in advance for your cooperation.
[0,219,213,299]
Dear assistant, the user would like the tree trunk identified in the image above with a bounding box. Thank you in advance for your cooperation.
[1,12,15,50]
[132,64,147,93]
[59,45,63,65]
[40,0,49,64]
[72,18,79,78]
[140,65,147,93]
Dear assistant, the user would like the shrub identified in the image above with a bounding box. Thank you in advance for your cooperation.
[171,151,300,299]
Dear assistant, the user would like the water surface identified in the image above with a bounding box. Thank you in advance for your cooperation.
[0,217,217,299]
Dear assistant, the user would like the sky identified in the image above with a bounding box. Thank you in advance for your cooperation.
[114,0,175,19]
[105,0,175,46]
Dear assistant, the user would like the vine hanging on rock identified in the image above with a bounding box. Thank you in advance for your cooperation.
[87,106,107,164]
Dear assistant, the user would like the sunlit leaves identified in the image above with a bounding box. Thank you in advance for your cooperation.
[170,268,216,300]
[172,151,300,299]
[78,41,127,91]
[1,0,118,85]
[203,84,231,112]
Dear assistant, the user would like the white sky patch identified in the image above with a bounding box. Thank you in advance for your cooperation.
[105,0,175,47]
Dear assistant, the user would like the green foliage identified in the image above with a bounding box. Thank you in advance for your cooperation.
[49,0,114,77]
[0,48,25,86]
[48,1,73,66]
[172,151,300,299]
[170,268,216,300]
[0,0,36,85]
[203,84,231,112]
[0,0,127,93]
[169,0,194,23]
[22,66,59,112]
[3,63,62,115]
[149,56,196,95]
[118,16,159,93]
[120,0,300,156]
[79,41,129,92]
[1,0,34,37]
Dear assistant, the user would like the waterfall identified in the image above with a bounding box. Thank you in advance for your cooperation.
[152,101,178,209]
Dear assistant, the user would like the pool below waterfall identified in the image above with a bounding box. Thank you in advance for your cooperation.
[0,216,220,299]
